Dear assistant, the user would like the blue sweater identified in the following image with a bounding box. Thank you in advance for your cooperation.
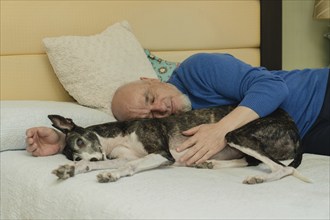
[168,53,329,137]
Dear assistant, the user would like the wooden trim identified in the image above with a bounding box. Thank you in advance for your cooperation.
[260,0,282,70]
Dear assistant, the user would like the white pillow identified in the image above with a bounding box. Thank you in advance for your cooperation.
[43,21,156,115]
[0,101,115,152]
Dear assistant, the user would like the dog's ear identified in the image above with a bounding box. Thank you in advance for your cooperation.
[48,115,76,134]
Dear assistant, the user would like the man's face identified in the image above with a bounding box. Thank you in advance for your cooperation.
[111,79,192,121]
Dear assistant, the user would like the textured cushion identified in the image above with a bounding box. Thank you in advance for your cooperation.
[43,21,156,115]
[0,101,115,152]
[144,49,180,82]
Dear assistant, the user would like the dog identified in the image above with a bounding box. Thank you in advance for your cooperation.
[50,105,309,184]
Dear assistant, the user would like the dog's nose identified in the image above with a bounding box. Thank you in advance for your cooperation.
[90,158,98,162]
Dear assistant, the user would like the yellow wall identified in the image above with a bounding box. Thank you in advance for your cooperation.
[283,0,329,70]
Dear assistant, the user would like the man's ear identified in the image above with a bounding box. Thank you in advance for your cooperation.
[140,77,160,83]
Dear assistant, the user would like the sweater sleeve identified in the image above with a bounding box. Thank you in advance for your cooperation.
[237,70,289,117]
[213,54,289,117]
[174,53,289,117]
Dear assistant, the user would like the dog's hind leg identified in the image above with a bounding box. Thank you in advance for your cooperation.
[227,143,310,184]
[97,153,172,183]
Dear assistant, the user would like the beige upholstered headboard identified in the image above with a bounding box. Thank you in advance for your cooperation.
[1,0,262,102]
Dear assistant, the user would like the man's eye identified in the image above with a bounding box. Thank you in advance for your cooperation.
[76,138,84,147]
[146,95,155,105]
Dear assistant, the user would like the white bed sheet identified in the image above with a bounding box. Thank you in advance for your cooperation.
[1,151,329,220]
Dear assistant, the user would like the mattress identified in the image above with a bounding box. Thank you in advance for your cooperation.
[1,151,329,219]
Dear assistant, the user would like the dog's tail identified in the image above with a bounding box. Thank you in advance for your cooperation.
[288,147,304,168]
[292,168,313,183]
[286,149,312,183]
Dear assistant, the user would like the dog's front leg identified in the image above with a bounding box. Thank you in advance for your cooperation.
[52,158,129,180]
[97,153,172,183]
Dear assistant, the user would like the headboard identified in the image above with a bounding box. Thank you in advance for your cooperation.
[0,0,281,102]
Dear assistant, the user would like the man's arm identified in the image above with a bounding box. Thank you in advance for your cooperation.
[176,106,259,165]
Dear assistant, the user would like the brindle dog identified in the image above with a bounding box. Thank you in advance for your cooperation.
[50,105,309,184]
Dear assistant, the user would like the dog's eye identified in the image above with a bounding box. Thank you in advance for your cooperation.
[75,156,82,161]
[76,138,84,148]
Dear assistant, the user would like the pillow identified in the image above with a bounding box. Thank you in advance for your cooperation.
[0,101,115,152]
[144,49,180,82]
[43,21,156,115]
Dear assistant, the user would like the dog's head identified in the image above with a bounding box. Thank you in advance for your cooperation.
[48,115,106,162]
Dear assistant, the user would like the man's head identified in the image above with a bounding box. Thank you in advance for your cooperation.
[111,78,192,121]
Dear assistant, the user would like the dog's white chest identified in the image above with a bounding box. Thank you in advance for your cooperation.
[98,132,148,160]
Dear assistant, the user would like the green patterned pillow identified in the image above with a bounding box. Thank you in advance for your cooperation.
[144,49,180,82]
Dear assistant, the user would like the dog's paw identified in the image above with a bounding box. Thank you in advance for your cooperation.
[97,172,119,183]
[243,176,265,184]
[194,161,214,169]
[52,164,75,180]
[160,159,175,167]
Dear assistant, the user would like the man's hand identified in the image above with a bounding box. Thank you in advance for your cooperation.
[176,123,227,165]
[176,106,259,165]
[26,127,65,156]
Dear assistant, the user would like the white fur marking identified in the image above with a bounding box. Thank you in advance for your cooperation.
[97,132,148,160]
[209,158,248,169]
[227,142,283,172]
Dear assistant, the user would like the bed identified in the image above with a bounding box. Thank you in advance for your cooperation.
[1,1,329,219]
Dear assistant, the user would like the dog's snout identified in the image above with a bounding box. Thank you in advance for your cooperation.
[90,158,98,162]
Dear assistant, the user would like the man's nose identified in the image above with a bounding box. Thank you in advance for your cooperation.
[150,101,167,111]
[150,102,169,118]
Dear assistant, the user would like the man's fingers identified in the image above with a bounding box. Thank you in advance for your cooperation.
[31,148,41,156]
[181,125,201,136]
[26,136,36,145]
[26,144,37,153]
[185,146,208,165]
[25,128,34,137]
[176,137,196,152]
[195,150,214,165]
[179,143,203,164]
[26,146,33,153]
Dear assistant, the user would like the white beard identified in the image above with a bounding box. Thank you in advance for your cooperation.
[179,94,192,113]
